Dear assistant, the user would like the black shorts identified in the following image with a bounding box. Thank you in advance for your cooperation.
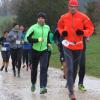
[1,51,10,62]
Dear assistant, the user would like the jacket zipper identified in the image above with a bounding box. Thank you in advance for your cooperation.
[72,14,76,43]
[40,26,43,51]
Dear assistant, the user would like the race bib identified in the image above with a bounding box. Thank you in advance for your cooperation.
[62,40,70,47]
[1,47,7,51]
[16,40,21,44]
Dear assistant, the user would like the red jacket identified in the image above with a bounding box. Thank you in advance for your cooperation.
[57,11,94,50]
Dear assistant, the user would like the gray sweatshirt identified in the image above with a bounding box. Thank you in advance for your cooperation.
[8,28,23,49]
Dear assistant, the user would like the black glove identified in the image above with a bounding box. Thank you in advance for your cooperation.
[62,31,68,37]
[76,29,84,36]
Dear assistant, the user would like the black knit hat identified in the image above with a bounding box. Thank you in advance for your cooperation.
[37,12,46,19]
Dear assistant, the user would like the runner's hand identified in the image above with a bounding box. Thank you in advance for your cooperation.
[48,43,53,49]
[86,37,90,42]
[38,37,44,42]
[14,35,17,39]
[76,29,84,36]
[21,40,24,44]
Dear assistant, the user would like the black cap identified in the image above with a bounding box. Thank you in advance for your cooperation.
[37,12,46,19]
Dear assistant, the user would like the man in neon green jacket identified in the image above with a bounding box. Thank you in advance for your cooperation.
[25,12,51,94]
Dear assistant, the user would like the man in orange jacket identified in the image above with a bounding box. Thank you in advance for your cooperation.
[57,0,94,99]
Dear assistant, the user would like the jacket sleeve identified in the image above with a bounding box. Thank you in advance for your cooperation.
[27,31,38,44]
[0,37,2,42]
[83,15,94,37]
[25,25,35,41]
[54,29,61,45]
[8,31,16,43]
[25,25,39,43]
[0,37,3,45]
[47,31,51,44]
[49,32,54,44]
[57,16,64,36]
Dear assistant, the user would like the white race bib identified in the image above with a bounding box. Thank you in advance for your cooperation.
[1,47,7,51]
[62,40,70,47]
[16,40,21,44]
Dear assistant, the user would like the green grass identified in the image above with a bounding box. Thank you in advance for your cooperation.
[86,36,100,77]
[50,35,100,78]
[50,44,61,68]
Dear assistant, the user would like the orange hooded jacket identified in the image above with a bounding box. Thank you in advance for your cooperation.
[57,11,94,50]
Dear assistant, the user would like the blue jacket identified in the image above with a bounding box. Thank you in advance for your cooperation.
[23,42,32,50]
[22,33,32,50]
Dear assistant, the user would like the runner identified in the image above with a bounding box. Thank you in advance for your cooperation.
[0,31,10,72]
[47,32,54,71]
[21,25,32,71]
[57,0,94,99]
[25,12,51,94]
[78,37,90,92]
[54,29,67,79]
[8,23,23,77]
